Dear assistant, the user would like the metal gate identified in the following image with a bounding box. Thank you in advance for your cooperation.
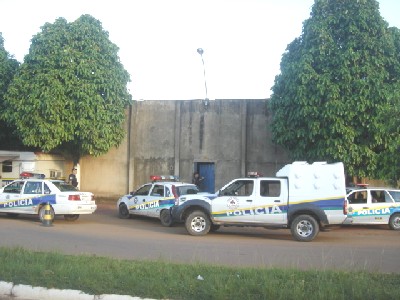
[195,163,215,193]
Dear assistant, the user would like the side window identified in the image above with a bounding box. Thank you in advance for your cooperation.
[260,180,281,197]
[3,181,23,194]
[2,160,12,173]
[348,191,367,204]
[135,185,152,196]
[24,182,43,194]
[371,190,388,203]
[44,183,51,194]
[151,185,164,196]
[221,180,254,196]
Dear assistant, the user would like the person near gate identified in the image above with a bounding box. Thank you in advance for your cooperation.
[192,171,205,191]
[68,167,78,188]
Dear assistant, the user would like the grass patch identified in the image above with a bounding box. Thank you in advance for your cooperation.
[0,247,399,300]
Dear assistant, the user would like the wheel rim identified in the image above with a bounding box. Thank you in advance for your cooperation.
[392,216,400,229]
[296,220,313,237]
[190,216,206,233]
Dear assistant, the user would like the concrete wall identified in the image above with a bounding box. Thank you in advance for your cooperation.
[79,99,290,198]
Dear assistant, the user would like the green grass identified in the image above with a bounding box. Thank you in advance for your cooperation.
[0,247,399,300]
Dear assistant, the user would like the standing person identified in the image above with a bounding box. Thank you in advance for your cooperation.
[192,171,204,191]
[68,168,78,188]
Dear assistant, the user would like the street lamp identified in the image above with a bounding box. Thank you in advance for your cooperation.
[197,48,209,106]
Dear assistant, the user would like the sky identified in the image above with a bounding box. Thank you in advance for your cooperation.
[0,0,399,100]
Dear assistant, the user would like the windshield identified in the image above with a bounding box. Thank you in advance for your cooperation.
[52,181,78,192]
[176,185,199,196]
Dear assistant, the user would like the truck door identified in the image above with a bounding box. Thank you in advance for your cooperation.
[252,179,286,224]
[211,178,256,223]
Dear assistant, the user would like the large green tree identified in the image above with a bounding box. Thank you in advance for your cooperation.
[1,15,132,163]
[269,0,400,180]
[0,33,25,150]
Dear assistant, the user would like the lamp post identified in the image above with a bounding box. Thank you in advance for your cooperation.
[197,48,209,105]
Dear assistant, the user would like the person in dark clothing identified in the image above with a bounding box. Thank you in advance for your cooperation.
[69,168,78,188]
[192,171,204,190]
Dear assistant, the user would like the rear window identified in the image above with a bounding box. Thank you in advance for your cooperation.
[388,191,400,203]
[52,181,78,192]
[176,185,199,196]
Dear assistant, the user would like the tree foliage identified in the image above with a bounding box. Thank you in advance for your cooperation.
[1,15,132,163]
[0,33,25,150]
[269,0,400,181]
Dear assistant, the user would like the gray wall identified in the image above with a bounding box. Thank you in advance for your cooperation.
[81,99,290,197]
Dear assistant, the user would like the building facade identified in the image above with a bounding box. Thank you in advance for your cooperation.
[79,99,290,198]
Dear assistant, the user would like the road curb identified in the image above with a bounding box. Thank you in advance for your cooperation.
[0,281,155,300]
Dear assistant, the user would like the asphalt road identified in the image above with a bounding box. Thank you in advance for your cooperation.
[1,202,399,274]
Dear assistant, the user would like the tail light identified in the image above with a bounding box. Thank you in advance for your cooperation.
[68,195,81,201]
[172,185,179,205]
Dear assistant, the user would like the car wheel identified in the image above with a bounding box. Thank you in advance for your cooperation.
[185,210,211,236]
[290,215,319,242]
[39,204,55,223]
[160,209,173,227]
[389,213,400,230]
[64,214,80,221]
[118,203,131,219]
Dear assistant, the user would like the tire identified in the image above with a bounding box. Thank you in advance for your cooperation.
[118,203,131,219]
[160,209,173,227]
[39,205,55,223]
[290,215,319,242]
[64,214,79,221]
[210,224,220,232]
[185,210,211,236]
[389,213,400,230]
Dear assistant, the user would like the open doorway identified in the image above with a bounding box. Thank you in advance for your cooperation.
[193,162,215,193]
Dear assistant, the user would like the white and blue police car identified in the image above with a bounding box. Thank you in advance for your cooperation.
[344,184,400,230]
[117,175,199,226]
[0,176,97,222]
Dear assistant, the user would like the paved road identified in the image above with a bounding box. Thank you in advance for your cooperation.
[1,202,399,273]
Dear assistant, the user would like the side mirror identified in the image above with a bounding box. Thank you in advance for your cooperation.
[130,191,135,196]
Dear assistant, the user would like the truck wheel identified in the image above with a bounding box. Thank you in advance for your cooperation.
[290,215,319,242]
[160,209,173,227]
[64,214,79,221]
[389,214,400,230]
[185,210,211,236]
[118,203,131,219]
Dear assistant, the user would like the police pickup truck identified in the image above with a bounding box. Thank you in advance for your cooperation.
[171,161,347,241]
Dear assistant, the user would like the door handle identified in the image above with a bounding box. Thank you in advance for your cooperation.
[362,207,369,209]
[246,199,252,202]
[274,200,280,203]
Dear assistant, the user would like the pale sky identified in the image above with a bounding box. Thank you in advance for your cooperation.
[0,0,399,100]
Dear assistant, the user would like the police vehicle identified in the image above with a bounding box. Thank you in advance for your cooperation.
[117,175,199,226]
[171,162,348,242]
[0,176,97,222]
[344,184,400,230]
